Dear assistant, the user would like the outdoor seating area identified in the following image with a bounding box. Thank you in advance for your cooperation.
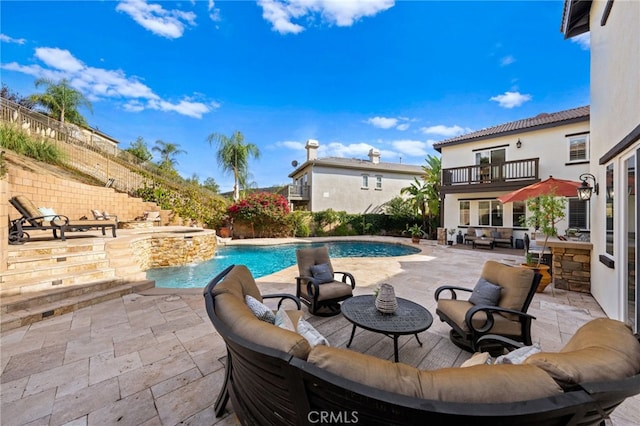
[464,227,513,249]
[8,195,117,243]
[1,237,639,425]
[205,261,640,425]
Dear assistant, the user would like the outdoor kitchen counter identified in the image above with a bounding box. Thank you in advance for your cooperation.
[543,237,593,293]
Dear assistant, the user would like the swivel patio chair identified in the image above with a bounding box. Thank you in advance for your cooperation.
[295,245,356,316]
[434,260,541,353]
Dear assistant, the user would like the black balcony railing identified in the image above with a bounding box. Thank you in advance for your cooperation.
[442,158,539,188]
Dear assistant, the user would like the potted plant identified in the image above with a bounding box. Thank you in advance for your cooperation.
[403,224,425,243]
[447,228,456,245]
[520,193,567,292]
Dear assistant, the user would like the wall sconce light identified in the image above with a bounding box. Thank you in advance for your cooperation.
[516,139,522,149]
[577,173,599,200]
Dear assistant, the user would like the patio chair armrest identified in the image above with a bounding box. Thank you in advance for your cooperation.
[334,271,356,289]
[263,293,302,310]
[434,285,472,301]
[475,334,525,352]
[466,305,537,333]
[296,275,321,298]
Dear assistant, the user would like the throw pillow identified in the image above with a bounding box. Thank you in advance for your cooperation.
[38,207,57,221]
[460,352,492,368]
[274,306,296,331]
[469,278,502,306]
[310,263,334,284]
[491,231,501,239]
[103,211,111,220]
[475,229,484,237]
[495,343,542,365]
[297,318,329,348]
[245,295,276,324]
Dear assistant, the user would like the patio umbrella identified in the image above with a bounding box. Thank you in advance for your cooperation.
[497,176,582,203]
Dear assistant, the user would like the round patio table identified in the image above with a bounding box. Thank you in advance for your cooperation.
[341,295,433,362]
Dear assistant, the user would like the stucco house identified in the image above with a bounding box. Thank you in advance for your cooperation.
[434,106,591,245]
[562,0,640,331]
[286,140,424,213]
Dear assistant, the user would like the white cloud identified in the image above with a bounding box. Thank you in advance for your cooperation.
[257,0,394,35]
[208,0,221,22]
[116,0,196,39]
[322,142,374,158]
[366,116,398,129]
[276,140,306,151]
[0,34,26,44]
[391,139,428,157]
[490,91,532,108]
[1,47,216,119]
[396,123,409,131]
[500,55,515,66]
[571,33,590,50]
[420,124,470,137]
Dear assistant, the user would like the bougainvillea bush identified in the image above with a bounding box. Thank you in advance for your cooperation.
[228,192,291,237]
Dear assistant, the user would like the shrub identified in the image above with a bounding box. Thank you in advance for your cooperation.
[0,124,65,165]
[228,192,291,237]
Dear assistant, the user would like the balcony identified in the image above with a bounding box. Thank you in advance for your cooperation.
[441,158,539,194]
[287,184,310,201]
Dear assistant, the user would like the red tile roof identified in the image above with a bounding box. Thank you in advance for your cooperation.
[433,105,590,151]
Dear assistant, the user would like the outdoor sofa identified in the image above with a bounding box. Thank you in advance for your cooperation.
[203,264,640,425]
[464,227,513,248]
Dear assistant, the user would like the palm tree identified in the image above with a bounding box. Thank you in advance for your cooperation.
[152,140,186,172]
[401,154,442,237]
[29,78,93,126]
[206,130,260,201]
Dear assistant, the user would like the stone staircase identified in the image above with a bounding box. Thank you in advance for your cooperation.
[0,238,154,331]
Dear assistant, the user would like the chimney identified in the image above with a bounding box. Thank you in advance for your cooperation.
[368,148,381,164]
[306,139,319,161]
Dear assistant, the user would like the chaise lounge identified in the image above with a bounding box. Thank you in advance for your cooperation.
[9,195,117,242]
[204,264,640,425]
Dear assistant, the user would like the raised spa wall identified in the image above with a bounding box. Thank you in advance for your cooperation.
[128,231,218,269]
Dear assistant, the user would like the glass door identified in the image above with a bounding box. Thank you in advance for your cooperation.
[625,151,638,332]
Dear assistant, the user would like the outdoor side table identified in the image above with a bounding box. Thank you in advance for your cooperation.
[340,295,433,362]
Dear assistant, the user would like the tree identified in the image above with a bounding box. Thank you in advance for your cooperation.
[202,177,220,193]
[125,137,152,163]
[29,78,92,126]
[400,154,442,237]
[152,140,186,173]
[0,84,36,109]
[206,130,260,201]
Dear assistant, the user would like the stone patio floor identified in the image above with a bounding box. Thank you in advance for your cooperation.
[1,236,638,425]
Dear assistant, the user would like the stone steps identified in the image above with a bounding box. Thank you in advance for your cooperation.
[0,279,155,331]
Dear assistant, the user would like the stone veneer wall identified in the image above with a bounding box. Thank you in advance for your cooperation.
[1,179,8,273]
[552,246,591,293]
[130,232,217,269]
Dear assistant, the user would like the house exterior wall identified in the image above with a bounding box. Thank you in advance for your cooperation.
[587,0,640,321]
[441,121,590,239]
[309,165,418,214]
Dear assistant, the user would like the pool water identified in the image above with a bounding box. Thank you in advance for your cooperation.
[147,241,420,289]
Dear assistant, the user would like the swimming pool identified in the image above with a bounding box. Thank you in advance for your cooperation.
[147,240,420,289]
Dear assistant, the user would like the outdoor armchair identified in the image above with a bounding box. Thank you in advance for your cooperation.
[295,245,356,316]
[435,260,541,353]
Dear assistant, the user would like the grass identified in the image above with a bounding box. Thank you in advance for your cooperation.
[0,123,66,165]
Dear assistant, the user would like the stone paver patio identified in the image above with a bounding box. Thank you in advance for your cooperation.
[1,236,638,425]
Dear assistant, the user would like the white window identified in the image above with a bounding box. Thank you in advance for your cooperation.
[459,201,470,225]
[478,200,503,226]
[568,198,589,230]
[361,174,369,189]
[375,176,382,190]
[568,135,589,162]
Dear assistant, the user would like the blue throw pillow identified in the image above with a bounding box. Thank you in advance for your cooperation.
[491,231,501,239]
[469,278,502,306]
[310,263,334,284]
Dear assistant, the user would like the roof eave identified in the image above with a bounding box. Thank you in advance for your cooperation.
[561,0,592,39]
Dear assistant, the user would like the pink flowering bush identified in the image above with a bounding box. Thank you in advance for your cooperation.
[228,192,291,237]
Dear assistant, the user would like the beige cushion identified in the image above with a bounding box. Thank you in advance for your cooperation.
[308,346,562,403]
[525,318,640,387]
[436,299,522,335]
[13,195,44,226]
[460,352,491,368]
[296,246,334,278]
[481,261,535,320]
[210,265,263,302]
[215,292,311,360]
[298,280,353,301]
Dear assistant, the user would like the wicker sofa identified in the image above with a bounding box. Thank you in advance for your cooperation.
[204,264,640,425]
[464,227,514,248]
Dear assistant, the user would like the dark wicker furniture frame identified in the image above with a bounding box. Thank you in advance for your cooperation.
[203,265,640,426]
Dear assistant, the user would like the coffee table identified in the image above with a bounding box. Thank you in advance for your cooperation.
[340,295,433,362]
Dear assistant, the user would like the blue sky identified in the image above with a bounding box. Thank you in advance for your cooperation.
[0,0,590,193]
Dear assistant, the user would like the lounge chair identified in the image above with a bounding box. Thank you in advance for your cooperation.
[9,195,117,242]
